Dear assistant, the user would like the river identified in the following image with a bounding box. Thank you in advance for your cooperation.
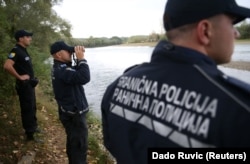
[84,43,250,117]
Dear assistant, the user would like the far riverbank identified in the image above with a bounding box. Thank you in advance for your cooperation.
[222,61,250,71]
[120,41,250,71]
[120,39,250,47]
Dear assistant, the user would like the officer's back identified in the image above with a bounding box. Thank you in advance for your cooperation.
[101,0,250,164]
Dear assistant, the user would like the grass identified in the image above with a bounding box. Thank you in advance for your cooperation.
[0,85,114,164]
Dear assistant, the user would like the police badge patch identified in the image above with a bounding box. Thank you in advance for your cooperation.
[8,53,16,58]
[25,57,30,61]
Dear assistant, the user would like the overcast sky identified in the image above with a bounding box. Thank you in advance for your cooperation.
[53,0,250,38]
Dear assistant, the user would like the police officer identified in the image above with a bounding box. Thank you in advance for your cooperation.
[50,41,90,164]
[101,0,250,163]
[3,29,40,142]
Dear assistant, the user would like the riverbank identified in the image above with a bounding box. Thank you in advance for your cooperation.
[121,41,250,71]
[0,86,114,164]
[222,61,250,71]
[120,39,250,47]
[120,42,157,47]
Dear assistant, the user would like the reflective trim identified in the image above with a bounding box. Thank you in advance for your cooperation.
[110,104,215,148]
[61,106,88,115]
[78,59,87,66]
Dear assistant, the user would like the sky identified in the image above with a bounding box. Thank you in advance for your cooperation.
[53,0,250,38]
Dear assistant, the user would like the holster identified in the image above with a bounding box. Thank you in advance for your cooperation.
[29,77,39,87]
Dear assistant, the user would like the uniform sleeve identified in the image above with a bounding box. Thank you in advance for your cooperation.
[59,59,90,85]
[101,87,112,153]
[101,82,119,156]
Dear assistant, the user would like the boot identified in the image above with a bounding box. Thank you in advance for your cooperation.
[26,133,44,144]
[26,133,35,141]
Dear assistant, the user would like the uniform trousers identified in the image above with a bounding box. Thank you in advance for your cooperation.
[59,111,88,164]
[15,81,38,136]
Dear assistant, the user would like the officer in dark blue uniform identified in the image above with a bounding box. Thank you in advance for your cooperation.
[50,41,90,164]
[3,30,40,141]
[101,0,250,163]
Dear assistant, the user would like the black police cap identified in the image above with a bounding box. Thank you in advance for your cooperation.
[163,0,250,31]
[50,41,75,55]
[15,30,33,40]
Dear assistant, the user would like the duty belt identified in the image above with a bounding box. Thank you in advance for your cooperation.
[60,106,87,115]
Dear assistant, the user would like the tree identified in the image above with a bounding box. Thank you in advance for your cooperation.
[148,32,160,42]
[0,1,11,53]
[0,0,73,101]
[236,21,250,39]
[1,0,72,51]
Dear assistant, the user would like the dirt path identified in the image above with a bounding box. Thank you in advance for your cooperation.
[33,105,68,163]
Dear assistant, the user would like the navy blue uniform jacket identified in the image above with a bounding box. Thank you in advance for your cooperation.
[52,59,90,114]
[101,40,250,164]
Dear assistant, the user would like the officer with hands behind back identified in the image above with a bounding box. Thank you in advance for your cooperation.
[3,30,41,142]
[101,0,250,164]
[50,41,90,164]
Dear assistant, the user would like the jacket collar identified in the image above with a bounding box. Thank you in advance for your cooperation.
[151,40,216,67]
[53,59,72,67]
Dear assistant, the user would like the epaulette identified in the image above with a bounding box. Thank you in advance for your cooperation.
[123,64,139,73]
[123,63,145,74]
[194,65,250,111]
[221,74,250,94]
[194,64,250,94]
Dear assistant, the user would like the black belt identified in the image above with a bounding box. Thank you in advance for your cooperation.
[60,106,87,115]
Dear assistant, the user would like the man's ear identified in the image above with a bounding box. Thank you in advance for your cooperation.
[19,37,24,42]
[196,20,212,45]
[54,51,61,58]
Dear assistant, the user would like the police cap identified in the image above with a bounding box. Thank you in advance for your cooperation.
[163,0,250,31]
[50,41,75,55]
[15,30,33,41]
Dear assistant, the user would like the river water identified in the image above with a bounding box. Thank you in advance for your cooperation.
[82,43,250,117]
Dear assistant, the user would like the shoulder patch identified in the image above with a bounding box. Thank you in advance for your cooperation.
[8,53,16,58]
[25,57,30,61]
